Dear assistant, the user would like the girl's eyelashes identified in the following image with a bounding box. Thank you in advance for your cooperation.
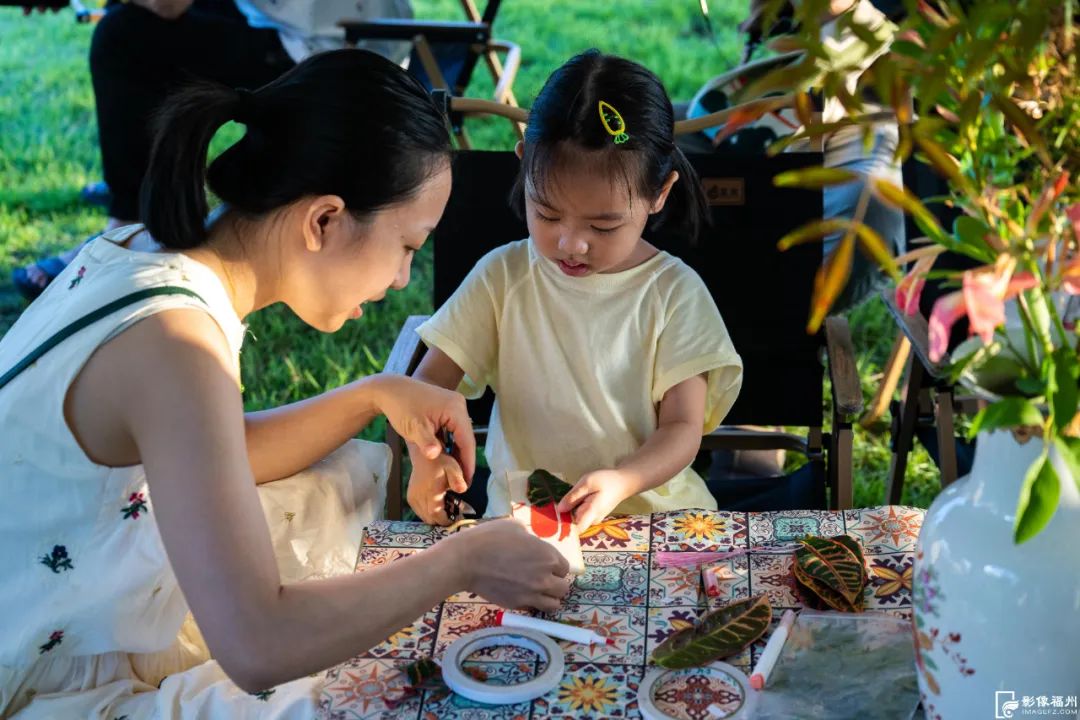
[591,225,621,234]
[535,211,559,223]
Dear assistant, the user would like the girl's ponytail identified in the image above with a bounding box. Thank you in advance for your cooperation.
[647,146,710,243]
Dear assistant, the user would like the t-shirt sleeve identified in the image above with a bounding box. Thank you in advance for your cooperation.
[652,268,743,433]
[416,250,502,399]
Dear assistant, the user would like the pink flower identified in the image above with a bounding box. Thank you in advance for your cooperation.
[896,255,937,315]
[962,257,1015,345]
[929,291,967,362]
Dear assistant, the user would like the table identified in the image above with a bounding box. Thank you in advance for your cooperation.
[317,506,924,719]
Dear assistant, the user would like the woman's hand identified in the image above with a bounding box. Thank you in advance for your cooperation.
[556,469,632,532]
[370,374,476,481]
[443,519,571,612]
[407,451,467,525]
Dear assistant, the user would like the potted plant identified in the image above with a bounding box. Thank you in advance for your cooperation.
[739,1,1080,716]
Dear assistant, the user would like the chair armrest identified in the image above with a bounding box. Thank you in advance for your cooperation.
[824,316,864,419]
[339,18,489,45]
[487,39,521,105]
[881,289,948,380]
[384,315,430,376]
[701,427,811,455]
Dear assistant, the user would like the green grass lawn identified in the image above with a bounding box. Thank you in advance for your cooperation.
[0,0,944,508]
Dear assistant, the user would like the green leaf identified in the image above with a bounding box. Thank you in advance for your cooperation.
[1054,437,1080,493]
[952,216,996,263]
[773,167,860,189]
[967,398,1044,440]
[652,595,772,669]
[1014,452,1060,544]
[526,469,572,506]
[1051,348,1079,434]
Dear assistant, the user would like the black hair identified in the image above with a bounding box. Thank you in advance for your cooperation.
[510,50,708,241]
[140,49,451,250]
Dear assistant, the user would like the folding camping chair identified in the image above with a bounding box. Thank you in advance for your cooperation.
[339,0,522,147]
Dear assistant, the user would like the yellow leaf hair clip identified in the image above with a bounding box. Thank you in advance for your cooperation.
[598,100,629,145]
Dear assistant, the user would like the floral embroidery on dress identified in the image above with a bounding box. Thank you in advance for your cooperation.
[39,545,73,573]
[251,689,276,701]
[38,630,63,654]
[121,492,148,519]
[68,266,86,290]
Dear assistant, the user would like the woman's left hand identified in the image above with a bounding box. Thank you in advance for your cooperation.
[556,469,631,532]
[371,375,476,482]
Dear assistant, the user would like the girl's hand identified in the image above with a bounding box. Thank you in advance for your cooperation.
[444,518,571,612]
[406,450,467,526]
[370,374,476,481]
[556,469,632,532]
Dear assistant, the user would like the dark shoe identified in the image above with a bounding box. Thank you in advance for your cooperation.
[80,181,111,208]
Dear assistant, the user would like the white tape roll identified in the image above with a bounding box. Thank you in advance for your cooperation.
[637,662,756,720]
[441,627,565,705]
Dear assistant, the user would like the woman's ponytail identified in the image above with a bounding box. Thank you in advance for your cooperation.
[139,83,246,250]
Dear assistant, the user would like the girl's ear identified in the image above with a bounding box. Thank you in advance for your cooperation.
[514,141,525,160]
[650,171,680,215]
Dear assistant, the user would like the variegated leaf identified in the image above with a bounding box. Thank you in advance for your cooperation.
[652,594,772,669]
[795,535,866,606]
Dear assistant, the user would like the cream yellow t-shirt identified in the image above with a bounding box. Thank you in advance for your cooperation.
[417,238,743,518]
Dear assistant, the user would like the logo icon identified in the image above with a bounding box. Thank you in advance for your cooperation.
[996,691,1021,719]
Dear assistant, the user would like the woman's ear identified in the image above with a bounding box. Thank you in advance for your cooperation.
[302,195,347,252]
[514,140,525,160]
[650,171,680,215]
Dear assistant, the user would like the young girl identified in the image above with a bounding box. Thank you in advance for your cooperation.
[407,50,744,530]
[0,50,569,718]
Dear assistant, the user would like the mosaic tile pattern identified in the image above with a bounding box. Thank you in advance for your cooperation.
[319,507,923,717]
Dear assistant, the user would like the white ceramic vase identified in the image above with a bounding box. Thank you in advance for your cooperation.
[913,429,1080,719]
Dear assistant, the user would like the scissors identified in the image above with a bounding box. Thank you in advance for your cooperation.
[440,427,464,524]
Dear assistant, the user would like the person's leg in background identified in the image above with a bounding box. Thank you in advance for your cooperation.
[822,121,906,313]
[15,0,294,295]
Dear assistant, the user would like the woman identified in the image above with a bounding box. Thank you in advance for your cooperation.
[0,49,569,718]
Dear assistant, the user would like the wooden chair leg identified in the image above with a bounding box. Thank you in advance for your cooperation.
[935,387,959,487]
[385,425,404,520]
[886,356,925,505]
[860,331,910,428]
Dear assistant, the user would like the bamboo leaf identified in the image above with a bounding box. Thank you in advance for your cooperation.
[913,132,977,199]
[526,469,572,507]
[777,219,851,250]
[870,178,949,246]
[794,91,814,128]
[991,93,1051,169]
[852,222,901,281]
[1014,452,1060,544]
[967,397,1044,439]
[808,234,855,334]
[773,167,860,189]
[652,595,772,669]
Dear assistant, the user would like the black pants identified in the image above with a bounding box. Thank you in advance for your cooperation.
[89,0,295,220]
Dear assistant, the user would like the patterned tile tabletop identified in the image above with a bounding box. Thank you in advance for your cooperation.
[317,506,924,719]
